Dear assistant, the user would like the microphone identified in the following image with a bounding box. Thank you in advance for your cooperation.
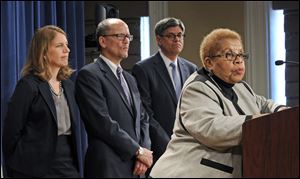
[275,60,299,66]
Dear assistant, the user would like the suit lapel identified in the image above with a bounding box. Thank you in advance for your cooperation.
[153,53,178,104]
[123,72,137,117]
[178,57,190,83]
[38,82,57,123]
[123,73,141,138]
[97,58,134,117]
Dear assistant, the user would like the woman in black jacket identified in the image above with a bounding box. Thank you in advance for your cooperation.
[3,25,81,178]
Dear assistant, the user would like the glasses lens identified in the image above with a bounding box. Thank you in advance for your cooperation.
[242,53,249,60]
[128,35,133,41]
[116,34,125,41]
[114,34,133,41]
[225,52,235,61]
[177,34,185,38]
[162,33,184,40]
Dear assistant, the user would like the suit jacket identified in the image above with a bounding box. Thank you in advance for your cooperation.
[75,57,150,178]
[3,74,81,177]
[150,69,284,177]
[132,52,197,161]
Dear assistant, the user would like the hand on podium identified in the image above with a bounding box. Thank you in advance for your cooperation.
[277,106,290,111]
[252,113,270,119]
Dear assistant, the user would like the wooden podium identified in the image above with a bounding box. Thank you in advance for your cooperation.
[242,106,299,177]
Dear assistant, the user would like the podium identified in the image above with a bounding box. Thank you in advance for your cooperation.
[242,106,299,177]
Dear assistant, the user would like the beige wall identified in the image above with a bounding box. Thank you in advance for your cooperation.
[84,1,286,101]
[85,1,245,67]
[168,1,245,67]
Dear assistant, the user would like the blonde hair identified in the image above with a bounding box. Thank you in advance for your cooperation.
[199,28,242,67]
[21,25,74,81]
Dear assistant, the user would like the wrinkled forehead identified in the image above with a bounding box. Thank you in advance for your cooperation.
[215,38,244,53]
[163,26,183,34]
[107,21,129,33]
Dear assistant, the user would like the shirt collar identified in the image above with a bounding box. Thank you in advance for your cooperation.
[159,49,178,67]
[100,54,120,77]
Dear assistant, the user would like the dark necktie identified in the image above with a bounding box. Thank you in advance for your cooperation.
[170,62,182,99]
[116,66,132,106]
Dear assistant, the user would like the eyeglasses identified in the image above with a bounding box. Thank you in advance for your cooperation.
[102,34,134,41]
[160,33,185,40]
[209,51,249,63]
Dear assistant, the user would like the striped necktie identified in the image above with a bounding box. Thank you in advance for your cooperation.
[170,62,182,99]
[116,66,132,106]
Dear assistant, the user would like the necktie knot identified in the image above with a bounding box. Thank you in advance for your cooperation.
[116,66,123,79]
[170,62,176,69]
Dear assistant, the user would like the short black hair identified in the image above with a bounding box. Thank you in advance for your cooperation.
[155,17,185,36]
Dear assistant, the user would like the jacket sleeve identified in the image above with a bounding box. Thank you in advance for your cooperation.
[241,81,286,113]
[3,79,35,162]
[179,81,245,151]
[75,69,139,161]
[132,64,170,146]
[138,103,151,149]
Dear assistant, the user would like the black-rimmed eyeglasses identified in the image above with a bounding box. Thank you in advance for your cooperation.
[102,33,134,41]
[209,51,249,63]
[160,33,185,40]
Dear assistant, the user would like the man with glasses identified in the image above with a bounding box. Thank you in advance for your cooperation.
[132,17,198,174]
[150,28,288,177]
[75,18,153,177]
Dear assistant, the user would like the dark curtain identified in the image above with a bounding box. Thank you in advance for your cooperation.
[1,1,87,177]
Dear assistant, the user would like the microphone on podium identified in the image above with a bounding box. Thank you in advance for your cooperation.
[275,60,299,66]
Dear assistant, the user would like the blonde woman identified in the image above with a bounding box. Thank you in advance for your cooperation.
[3,25,81,178]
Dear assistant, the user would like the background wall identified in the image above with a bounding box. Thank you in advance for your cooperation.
[84,1,245,67]
[84,1,148,70]
[273,1,299,106]
[83,1,298,106]
[168,1,244,67]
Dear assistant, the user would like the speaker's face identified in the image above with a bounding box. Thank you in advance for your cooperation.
[206,39,245,84]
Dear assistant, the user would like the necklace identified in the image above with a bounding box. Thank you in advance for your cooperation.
[49,81,63,97]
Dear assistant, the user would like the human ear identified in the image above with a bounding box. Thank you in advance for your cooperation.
[99,36,106,48]
[204,57,213,69]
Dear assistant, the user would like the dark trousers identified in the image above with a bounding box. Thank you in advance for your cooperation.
[43,135,80,178]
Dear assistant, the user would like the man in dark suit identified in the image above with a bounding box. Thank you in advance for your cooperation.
[132,17,198,169]
[75,18,153,178]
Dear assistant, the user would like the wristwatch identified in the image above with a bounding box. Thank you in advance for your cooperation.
[137,146,144,156]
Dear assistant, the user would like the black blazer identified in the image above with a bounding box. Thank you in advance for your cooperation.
[132,52,198,161]
[75,58,150,178]
[2,74,81,177]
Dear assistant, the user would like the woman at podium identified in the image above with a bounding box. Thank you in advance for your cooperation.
[149,28,288,178]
